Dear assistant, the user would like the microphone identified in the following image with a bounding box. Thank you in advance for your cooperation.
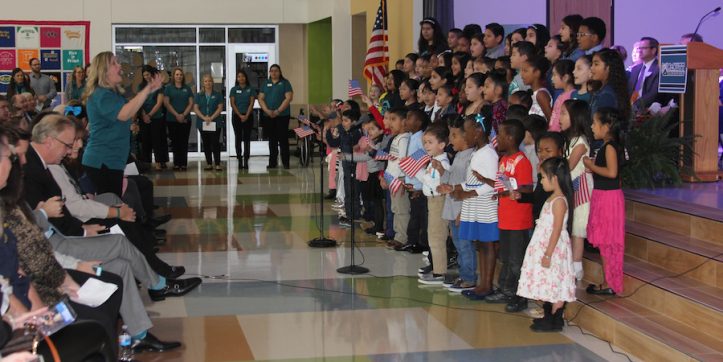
[692,7,721,40]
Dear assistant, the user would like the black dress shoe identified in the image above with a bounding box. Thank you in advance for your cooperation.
[150,214,172,228]
[165,266,185,279]
[586,284,616,295]
[324,191,337,200]
[132,332,181,353]
[148,277,202,301]
[394,243,413,252]
[406,245,426,254]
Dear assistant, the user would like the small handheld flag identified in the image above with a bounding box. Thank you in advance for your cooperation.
[399,148,431,177]
[374,149,395,161]
[348,80,363,97]
[293,126,315,138]
[384,171,403,194]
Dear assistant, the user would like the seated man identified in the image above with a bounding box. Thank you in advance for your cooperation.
[22,113,179,278]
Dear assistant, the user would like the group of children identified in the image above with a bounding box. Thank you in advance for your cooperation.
[312,15,628,332]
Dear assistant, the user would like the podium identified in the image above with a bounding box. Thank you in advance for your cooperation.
[679,42,723,182]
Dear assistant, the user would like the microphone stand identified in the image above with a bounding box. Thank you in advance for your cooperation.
[337,146,369,274]
[692,7,721,40]
[308,134,337,248]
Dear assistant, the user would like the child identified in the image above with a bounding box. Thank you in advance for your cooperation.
[399,78,420,110]
[419,81,438,121]
[517,132,564,221]
[517,157,576,332]
[439,115,477,292]
[382,108,411,250]
[495,56,514,84]
[368,84,382,110]
[521,56,552,120]
[485,119,534,313]
[560,99,594,280]
[548,59,576,131]
[398,109,429,254]
[583,107,625,295]
[483,70,509,132]
[519,114,548,186]
[356,118,387,236]
[326,109,362,226]
[463,73,487,116]
[506,104,529,122]
[449,111,499,299]
[434,84,457,122]
[509,41,535,96]
[416,54,432,81]
[418,124,451,284]
[571,55,592,103]
[509,90,532,111]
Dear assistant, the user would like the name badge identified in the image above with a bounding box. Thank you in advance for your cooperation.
[267,83,272,87]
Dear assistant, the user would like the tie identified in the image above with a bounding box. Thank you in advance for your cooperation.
[634,65,646,94]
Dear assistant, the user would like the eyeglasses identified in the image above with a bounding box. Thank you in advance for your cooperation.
[576,32,593,38]
[53,137,74,150]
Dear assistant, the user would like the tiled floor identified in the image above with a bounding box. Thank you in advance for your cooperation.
[138,157,633,362]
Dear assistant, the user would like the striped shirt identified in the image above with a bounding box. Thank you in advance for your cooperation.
[460,145,499,224]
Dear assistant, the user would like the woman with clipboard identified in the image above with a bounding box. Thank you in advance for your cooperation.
[193,74,225,171]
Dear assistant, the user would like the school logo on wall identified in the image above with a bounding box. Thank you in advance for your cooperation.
[0,27,14,48]
[62,49,83,70]
[0,73,11,93]
[0,50,15,71]
[62,26,84,49]
[15,26,39,49]
[41,49,61,70]
[40,27,61,48]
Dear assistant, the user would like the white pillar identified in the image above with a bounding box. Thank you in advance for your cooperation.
[331,0,352,99]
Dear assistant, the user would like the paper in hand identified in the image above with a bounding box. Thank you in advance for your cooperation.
[202,122,216,132]
[74,278,118,307]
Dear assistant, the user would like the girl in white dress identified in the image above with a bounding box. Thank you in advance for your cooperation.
[517,157,576,332]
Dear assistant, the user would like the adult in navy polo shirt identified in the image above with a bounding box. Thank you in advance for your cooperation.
[82,51,162,196]
[258,64,294,169]
[194,74,225,171]
[229,69,257,170]
[163,68,195,171]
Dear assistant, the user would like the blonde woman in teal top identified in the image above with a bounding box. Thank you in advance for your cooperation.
[193,74,225,170]
[82,51,162,196]
[258,64,293,169]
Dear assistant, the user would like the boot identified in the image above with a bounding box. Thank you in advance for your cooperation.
[553,303,566,330]
[531,304,563,332]
[533,302,552,326]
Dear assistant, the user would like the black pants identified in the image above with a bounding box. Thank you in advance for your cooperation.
[167,121,191,167]
[66,269,122,354]
[232,114,253,165]
[407,192,428,248]
[139,119,169,164]
[497,229,532,294]
[265,115,290,167]
[342,161,361,219]
[126,175,155,221]
[200,129,222,166]
[83,164,123,197]
[362,171,385,232]
[37,320,116,362]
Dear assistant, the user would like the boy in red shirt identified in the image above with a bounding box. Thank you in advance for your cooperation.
[484,119,534,312]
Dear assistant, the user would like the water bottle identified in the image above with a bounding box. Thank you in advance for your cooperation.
[119,324,134,361]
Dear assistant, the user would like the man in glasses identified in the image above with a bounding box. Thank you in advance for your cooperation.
[578,17,606,55]
[628,37,669,115]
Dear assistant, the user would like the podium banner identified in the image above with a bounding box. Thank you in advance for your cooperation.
[659,45,688,94]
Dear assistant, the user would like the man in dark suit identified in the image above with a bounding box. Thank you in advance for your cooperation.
[628,37,673,116]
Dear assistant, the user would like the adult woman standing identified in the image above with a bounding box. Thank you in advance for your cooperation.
[138,65,169,170]
[258,64,293,169]
[163,68,194,171]
[6,68,34,100]
[193,74,225,171]
[418,17,447,57]
[65,65,86,103]
[229,69,256,170]
[82,51,162,196]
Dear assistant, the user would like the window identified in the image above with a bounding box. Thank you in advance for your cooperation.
[228,28,275,43]
[115,27,196,43]
[200,28,225,43]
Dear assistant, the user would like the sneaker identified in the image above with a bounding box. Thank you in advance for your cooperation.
[417,265,433,276]
[338,217,351,227]
[505,296,528,313]
[385,240,404,250]
[406,245,426,254]
[394,243,414,252]
[484,290,512,304]
[442,274,459,287]
[447,255,459,270]
[418,273,445,285]
[448,280,476,293]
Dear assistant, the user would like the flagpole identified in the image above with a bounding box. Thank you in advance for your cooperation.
[381,0,389,71]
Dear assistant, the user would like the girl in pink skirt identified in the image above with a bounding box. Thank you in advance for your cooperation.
[583,107,626,295]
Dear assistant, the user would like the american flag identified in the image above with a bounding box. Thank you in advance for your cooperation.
[384,171,403,194]
[293,126,315,138]
[399,148,431,177]
[572,172,592,207]
[363,0,389,89]
[494,172,506,192]
[490,128,498,149]
[348,80,363,97]
[374,149,395,161]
